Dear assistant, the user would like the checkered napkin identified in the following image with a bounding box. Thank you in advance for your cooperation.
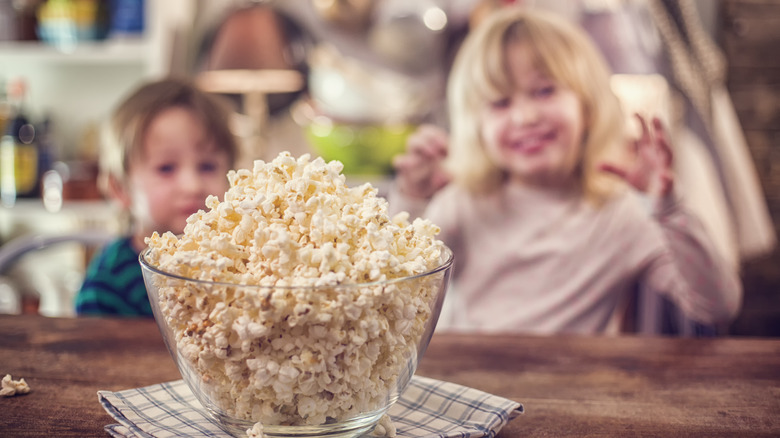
[98,375,523,438]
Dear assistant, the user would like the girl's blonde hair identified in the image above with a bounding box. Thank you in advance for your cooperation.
[446,7,626,204]
[100,77,239,196]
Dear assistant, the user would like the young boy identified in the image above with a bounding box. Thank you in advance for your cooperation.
[75,77,239,316]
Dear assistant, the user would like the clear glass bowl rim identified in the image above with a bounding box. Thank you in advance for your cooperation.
[139,244,453,291]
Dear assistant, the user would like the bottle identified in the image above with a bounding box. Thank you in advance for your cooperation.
[0,76,9,134]
[0,78,38,207]
[36,113,56,178]
[37,113,62,212]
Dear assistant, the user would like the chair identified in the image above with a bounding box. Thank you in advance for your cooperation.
[0,230,114,316]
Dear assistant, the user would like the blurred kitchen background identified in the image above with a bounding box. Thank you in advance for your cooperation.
[0,0,778,337]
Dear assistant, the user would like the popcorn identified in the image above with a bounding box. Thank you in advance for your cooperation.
[1,374,30,397]
[371,414,397,437]
[144,152,446,428]
[246,422,264,438]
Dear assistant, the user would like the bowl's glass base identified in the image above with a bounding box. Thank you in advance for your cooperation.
[209,407,387,438]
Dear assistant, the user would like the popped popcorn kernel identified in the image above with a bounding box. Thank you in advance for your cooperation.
[1,374,30,397]
[144,152,447,428]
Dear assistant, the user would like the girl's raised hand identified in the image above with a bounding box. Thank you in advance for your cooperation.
[392,124,451,199]
[599,114,674,199]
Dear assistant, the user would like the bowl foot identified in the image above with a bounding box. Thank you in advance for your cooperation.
[210,408,386,438]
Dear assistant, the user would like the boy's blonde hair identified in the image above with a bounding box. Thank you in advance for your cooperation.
[100,77,239,196]
[446,7,626,204]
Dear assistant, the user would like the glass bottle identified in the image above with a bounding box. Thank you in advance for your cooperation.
[0,76,9,134]
[0,78,38,207]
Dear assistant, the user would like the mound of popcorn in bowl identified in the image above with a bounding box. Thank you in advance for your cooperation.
[141,152,453,438]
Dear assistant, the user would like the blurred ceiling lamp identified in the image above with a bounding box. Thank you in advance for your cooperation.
[196,69,305,158]
[196,69,304,95]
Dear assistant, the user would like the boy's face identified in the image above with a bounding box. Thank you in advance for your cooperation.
[479,42,585,188]
[126,106,232,238]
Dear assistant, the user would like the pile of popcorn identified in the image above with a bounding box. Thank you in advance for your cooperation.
[144,152,447,428]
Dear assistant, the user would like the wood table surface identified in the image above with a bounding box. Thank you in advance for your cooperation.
[1,314,779,437]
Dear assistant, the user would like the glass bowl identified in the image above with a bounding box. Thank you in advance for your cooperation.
[140,245,453,438]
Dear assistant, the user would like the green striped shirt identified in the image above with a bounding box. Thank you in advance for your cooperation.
[75,237,152,317]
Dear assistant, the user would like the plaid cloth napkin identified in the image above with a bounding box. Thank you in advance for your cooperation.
[99,375,523,438]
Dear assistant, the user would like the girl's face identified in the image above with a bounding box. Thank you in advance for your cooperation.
[479,41,586,188]
[125,107,231,242]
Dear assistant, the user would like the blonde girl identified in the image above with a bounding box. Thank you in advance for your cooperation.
[392,8,740,334]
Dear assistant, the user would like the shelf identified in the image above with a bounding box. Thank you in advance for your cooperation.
[0,38,150,65]
[0,198,121,243]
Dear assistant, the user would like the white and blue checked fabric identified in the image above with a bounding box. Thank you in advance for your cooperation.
[99,375,523,438]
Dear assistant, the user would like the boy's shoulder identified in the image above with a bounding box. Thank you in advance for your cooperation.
[91,237,138,267]
[102,236,136,253]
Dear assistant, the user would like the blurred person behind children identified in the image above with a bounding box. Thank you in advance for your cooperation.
[390,7,742,334]
[75,78,239,317]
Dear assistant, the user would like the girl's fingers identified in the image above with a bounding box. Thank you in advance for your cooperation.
[407,124,449,157]
[420,141,447,159]
[432,171,451,190]
[392,153,411,170]
[661,169,674,195]
[634,113,650,147]
[406,134,429,155]
[633,115,673,170]
[395,149,443,183]
[407,138,445,160]
[652,117,673,165]
[598,162,629,181]
[420,132,449,158]
[395,150,429,171]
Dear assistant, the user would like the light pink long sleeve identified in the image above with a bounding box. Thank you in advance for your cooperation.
[390,182,742,334]
[639,195,742,326]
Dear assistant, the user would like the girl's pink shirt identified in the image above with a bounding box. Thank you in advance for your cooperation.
[391,182,741,334]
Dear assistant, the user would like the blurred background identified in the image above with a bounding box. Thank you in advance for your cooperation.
[0,0,778,337]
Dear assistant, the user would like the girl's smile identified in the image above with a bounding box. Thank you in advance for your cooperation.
[506,129,557,155]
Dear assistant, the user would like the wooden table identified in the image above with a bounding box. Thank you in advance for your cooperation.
[1,314,778,437]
